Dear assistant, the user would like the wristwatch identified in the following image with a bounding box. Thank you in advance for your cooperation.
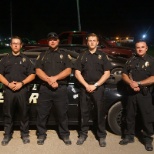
[21,81,24,86]
[137,81,141,86]
[94,82,99,88]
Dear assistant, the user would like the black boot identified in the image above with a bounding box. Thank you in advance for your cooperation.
[76,136,87,145]
[37,136,46,145]
[1,136,12,146]
[22,136,30,144]
[99,138,106,147]
[119,138,134,145]
[61,136,72,145]
[145,142,153,151]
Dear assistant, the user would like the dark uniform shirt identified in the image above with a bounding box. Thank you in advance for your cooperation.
[75,50,112,83]
[35,48,72,84]
[0,53,35,82]
[123,54,154,81]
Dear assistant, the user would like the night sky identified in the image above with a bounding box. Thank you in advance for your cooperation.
[0,0,154,41]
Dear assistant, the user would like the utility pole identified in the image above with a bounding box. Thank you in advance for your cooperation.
[76,0,81,31]
[10,0,13,37]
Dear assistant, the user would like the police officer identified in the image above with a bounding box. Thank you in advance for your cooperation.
[119,40,154,151]
[74,33,111,147]
[35,32,72,145]
[0,36,35,146]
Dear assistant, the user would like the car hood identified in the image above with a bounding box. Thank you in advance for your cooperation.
[100,46,135,58]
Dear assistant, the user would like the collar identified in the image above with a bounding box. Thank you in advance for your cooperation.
[135,54,148,61]
[86,49,100,55]
[47,47,61,54]
[10,52,23,58]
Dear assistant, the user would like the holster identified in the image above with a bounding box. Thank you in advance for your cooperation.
[140,86,149,96]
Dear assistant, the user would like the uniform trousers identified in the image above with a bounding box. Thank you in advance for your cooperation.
[79,85,107,138]
[124,92,154,142]
[37,85,70,138]
[3,88,30,138]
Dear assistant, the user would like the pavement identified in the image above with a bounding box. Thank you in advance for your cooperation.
[0,128,153,154]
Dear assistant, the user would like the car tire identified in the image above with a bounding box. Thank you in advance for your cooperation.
[107,101,123,135]
[110,67,123,84]
[111,67,123,76]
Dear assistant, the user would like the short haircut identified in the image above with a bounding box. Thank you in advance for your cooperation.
[11,36,22,44]
[87,33,99,41]
[135,39,147,45]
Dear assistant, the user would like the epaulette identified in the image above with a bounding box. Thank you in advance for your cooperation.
[147,54,154,60]
[41,50,50,61]
[59,48,79,59]
[125,54,136,65]
[80,50,87,61]
[59,48,67,52]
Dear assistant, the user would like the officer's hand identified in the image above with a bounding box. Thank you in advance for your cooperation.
[86,85,96,93]
[12,82,23,91]
[133,87,140,91]
[47,76,57,86]
[51,82,58,89]
[8,81,16,90]
[85,84,90,92]
[130,81,138,89]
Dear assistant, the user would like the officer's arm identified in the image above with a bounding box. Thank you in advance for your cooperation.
[122,73,132,85]
[0,74,10,87]
[36,68,49,82]
[54,68,72,80]
[122,73,140,90]
[138,76,154,86]
[22,74,36,85]
[96,70,110,86]
[75,70,89,88]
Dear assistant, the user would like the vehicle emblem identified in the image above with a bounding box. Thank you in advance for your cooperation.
[98,55,102,59]
[60,54,63,59]
[22,58,26,62]
[145,61,149,67]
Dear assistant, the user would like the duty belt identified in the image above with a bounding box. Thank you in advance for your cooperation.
[139,86,152,96]
[41,82,67,87]
[87,82,96,84]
